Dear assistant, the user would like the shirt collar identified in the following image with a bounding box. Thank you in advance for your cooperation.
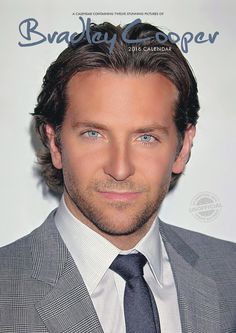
[55,195,163,294]
[133,218,163,287]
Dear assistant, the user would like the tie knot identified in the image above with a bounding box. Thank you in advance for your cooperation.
[110,253,147,281]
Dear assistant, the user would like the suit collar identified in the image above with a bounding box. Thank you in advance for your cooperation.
[30,209,67,285]
[159,220,221,333]
[30,210,103,333]
[159,220,199,266]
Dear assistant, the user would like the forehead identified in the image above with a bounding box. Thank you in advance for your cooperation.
[65,70,178,126]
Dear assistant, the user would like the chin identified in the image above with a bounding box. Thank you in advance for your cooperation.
[90,213,153,237]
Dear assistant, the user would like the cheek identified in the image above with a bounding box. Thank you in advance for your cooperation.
[139,153,174,179]
[137,152,174,187]
[61,145,103,183]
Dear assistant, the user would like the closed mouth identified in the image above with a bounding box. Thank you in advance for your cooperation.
[98,191,141,200]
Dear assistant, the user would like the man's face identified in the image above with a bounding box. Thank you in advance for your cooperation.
[47,70,194,241]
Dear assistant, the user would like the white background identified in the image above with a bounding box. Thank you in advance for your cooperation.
[1,0,235,246]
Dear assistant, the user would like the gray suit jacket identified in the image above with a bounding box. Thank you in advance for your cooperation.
[1,210,236,333]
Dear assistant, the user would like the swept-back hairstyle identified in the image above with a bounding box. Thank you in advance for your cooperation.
[33,21,200,193]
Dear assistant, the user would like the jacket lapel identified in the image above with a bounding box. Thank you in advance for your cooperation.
[31,211,103,333]
[159,221,221,333]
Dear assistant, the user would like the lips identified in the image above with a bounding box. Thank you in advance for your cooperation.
[98,191,140,201]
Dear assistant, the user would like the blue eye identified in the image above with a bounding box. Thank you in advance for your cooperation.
[138,134,156,143]
[83,130,101,138]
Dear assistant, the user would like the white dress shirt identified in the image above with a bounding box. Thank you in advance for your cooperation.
[55,195,182,333]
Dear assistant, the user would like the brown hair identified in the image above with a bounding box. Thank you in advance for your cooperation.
[33,21,200,193]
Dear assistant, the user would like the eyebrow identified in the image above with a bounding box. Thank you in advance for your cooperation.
[134,125,169,136]
[72,121,169,136]
[72,121,109,131]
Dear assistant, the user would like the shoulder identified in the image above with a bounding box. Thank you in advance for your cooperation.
[0,231,33,276]
[0,210,57,276]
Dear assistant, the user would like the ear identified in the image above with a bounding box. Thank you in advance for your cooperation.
[172,125,196,174]
[45,124,62,170]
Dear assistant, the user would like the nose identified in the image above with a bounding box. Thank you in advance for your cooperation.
[103,141,135,181]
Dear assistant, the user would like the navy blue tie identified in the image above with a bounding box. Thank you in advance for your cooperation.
[110,253,161,333]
